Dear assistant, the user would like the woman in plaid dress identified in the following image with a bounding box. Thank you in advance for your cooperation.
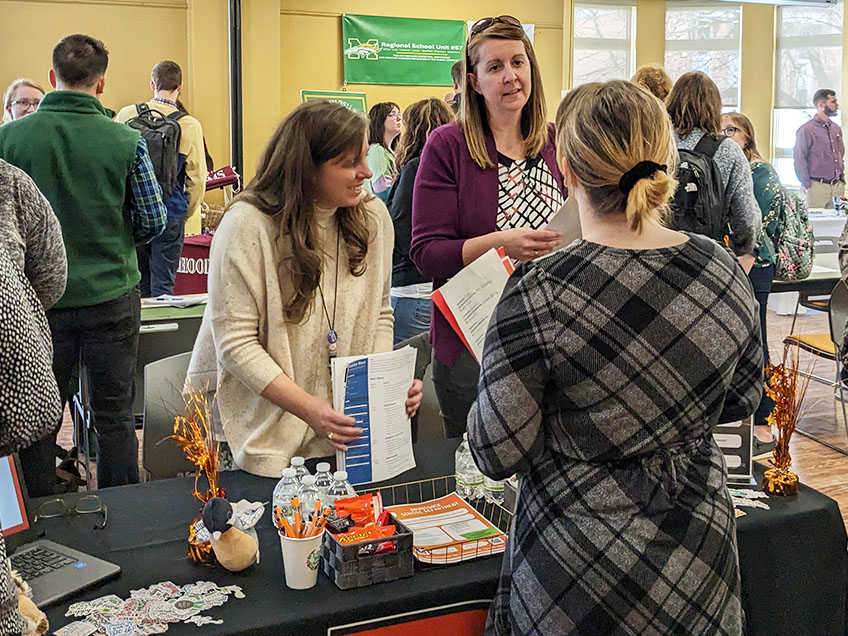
[468,81,762,636]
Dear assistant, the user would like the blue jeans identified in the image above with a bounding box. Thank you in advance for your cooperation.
[137,215,185,297]
[391,296,431,346]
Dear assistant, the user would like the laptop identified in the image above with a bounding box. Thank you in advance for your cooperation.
[0,454,121,608]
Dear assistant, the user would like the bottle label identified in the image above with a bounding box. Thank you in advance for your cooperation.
[484,477,504,491]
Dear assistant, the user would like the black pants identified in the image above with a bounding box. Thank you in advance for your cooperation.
[749,264,775,425]
[21,289,141,496]
[432,349,480,439]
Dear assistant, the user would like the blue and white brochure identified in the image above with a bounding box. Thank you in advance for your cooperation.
[332,346,417,485]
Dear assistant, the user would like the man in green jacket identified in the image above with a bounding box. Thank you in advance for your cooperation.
[0,34,166,494]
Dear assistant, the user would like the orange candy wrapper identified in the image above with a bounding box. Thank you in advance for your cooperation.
[337,525,396,545]
[334,493,383,527]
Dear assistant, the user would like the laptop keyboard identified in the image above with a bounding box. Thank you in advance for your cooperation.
[11,546,76,581]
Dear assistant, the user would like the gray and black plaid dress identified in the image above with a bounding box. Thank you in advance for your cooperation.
[469,233,762,636]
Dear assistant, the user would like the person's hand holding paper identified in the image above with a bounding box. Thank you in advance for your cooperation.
[497,227,562,261]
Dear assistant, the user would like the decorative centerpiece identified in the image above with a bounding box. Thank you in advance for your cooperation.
[761,347,812,497]
[170,386,225,563]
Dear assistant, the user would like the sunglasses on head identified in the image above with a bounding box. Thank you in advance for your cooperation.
[469,15,523,37]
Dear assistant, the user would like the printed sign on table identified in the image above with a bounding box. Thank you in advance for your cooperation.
[342,14,466,86]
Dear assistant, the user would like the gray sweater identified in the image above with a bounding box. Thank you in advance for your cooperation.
[675,129,762,256]
[0,159,66,309]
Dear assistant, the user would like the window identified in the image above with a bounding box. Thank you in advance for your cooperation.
[572,3,636,88]
[773,2,843,189]
[664,3,741,109]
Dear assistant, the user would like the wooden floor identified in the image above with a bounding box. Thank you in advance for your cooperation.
[57,307,848,524]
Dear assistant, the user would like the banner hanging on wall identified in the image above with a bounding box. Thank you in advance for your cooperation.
[342,14,466,86]
[300,90,368,113]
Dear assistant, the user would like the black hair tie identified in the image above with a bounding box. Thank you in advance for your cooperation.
[618,161,667,196]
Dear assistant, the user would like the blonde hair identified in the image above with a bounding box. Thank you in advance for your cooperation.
[722,112,762,162]
[462,22,547,169]
[3,79,45,124]
[631,65,673,102]
[556,81,678,234]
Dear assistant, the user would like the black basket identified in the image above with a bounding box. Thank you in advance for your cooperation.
[321,514,414,590]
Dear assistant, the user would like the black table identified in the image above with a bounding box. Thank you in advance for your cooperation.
[41,440,847,636]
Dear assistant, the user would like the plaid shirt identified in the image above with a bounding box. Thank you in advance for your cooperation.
[469,233,761,636]
[129,137,166,245]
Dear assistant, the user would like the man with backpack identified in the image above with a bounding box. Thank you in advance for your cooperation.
[665,71,760,272]
[116,60,206,297]
[0,34,166,493]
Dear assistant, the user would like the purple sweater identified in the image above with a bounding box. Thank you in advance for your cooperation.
[410,122,565,368]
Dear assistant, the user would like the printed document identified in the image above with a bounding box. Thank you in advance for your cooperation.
[332,346,417,485]
[432,248,514,362]
[387,493,507,564]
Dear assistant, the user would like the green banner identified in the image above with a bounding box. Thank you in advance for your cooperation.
[300,90,368,113]
[342,14,466,86]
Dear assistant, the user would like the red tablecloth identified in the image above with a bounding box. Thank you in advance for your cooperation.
[173,233,212,294]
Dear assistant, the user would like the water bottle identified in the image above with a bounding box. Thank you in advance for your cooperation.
[297,475,322,517]
[455,434,484,500]
[326,470,356,506]
[272,467,298,529]
[314,462,333,495]
[484,476,505,505]
[289,456,309,483]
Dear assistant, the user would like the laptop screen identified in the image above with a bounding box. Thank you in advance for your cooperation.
[0,455,29,537]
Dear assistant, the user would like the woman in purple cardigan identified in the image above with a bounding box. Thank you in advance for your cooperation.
[410,16,566,438]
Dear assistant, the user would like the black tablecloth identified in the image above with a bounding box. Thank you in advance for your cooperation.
[40,440,847,635]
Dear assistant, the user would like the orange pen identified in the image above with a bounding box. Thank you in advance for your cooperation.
[292,497,302,537]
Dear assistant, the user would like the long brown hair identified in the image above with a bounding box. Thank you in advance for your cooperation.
[723,112,763,162]
[462,21,548,169]
[666,71,722,137]
[231,100,371,323]
[556,81,678,234]
[394,98,454,171]
[368,102,400,150]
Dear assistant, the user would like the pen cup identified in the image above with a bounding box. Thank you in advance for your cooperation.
[279,528,325,590]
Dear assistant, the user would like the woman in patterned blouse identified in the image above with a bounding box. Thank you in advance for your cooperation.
[410,16,566,438]
[469,80,761,636]
[722,111,783,450]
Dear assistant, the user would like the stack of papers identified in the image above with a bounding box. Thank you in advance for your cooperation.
[141,293,208,308]
[387,493,507,565]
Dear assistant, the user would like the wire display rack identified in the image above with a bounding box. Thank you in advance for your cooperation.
[363,475,513,569]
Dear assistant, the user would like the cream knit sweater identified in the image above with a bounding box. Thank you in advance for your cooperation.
[187,196,394,478]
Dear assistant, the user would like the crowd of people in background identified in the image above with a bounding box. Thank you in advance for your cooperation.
[0,14,845,635]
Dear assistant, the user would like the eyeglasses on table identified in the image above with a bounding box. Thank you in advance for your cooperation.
[34,494,107,530]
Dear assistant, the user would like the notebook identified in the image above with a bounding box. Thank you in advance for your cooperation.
[0,454,121,607]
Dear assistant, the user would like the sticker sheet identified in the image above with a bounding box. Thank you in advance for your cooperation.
[57,581,244,635]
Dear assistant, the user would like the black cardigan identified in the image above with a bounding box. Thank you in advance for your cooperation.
[387,156,429,287]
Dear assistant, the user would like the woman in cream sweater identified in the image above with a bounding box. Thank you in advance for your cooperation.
[188,101,422,478]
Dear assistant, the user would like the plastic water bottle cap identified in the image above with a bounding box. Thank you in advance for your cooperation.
[301,474,317,485]
[290,456,305,467]
[333,470,348,481]
[282,467,297,478]
[316,462,331,472]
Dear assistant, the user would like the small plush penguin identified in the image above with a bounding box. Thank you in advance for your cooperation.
[202,497,260,572]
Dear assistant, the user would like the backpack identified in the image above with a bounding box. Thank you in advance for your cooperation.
[671,134,728,242]
[774,191,814,281]
[126,103,185,199]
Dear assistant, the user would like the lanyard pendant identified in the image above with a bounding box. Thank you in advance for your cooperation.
[328,329,338,361]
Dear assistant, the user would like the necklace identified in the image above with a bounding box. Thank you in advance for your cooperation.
[317,222,341,366]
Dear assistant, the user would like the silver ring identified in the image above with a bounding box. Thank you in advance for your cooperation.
[328,432,334,441]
